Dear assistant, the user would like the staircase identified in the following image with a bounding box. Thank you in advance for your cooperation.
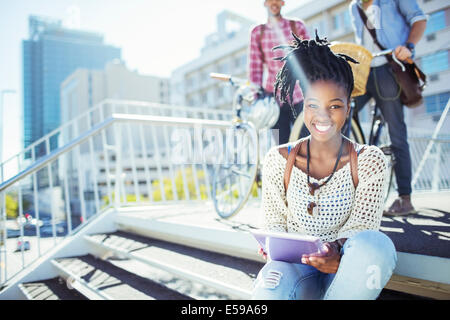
[1,202,265,300]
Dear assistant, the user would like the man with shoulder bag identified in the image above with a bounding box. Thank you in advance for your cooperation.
[349,0,427,216]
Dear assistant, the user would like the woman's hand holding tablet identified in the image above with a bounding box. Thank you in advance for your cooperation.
[251,230,326,264]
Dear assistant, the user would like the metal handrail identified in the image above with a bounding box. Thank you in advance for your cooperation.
[1,113,233,287]
[0,113,230,193]
[0,99,233,181]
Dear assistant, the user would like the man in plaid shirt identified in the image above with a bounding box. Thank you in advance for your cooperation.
[248,0,310,144]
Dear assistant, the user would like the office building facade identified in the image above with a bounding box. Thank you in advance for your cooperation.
[22,15,121,150]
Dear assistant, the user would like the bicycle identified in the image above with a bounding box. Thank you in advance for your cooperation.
[288,43,409,200]
[209,73,279,219]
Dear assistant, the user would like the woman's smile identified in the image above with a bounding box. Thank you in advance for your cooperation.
[312,123,333,134]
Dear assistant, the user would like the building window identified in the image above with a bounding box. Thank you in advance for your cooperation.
[201,93,208,106]
[343,10,352,31]
[421,51,449,74]
[186,77,193,89]
[234,56,240,69]
[425,10,447,35]
[333,14,341,30]
[424,92,450,114]
[216,86,224,99]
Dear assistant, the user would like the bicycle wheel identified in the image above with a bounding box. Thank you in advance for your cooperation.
[211,122,259,219]
[289,112,365,144]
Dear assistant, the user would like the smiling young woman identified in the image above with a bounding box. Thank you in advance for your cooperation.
[251,33,397,300]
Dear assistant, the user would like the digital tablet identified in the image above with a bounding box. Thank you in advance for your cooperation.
[251,229,325,264]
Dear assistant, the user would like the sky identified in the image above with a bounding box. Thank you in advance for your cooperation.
[0,0,309,164]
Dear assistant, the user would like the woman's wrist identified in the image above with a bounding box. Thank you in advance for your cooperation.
[332,238,347,254]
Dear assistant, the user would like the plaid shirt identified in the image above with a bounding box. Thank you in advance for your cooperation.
[248,17,310,105]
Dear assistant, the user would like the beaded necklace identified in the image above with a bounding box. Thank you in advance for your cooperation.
[306,137,345,215]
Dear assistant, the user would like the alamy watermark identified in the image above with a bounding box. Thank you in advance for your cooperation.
[365,4,381,30]
[366,264,382,290]
[169,126,279,166]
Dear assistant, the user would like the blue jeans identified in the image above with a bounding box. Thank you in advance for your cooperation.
[354,63,412,195]
[251,230,397,300]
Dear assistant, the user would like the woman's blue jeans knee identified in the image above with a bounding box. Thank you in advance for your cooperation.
[251,230,397,300]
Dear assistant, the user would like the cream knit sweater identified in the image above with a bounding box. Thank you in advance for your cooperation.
[261,139,389,242]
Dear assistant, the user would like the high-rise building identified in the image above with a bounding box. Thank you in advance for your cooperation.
[22,15,121,150]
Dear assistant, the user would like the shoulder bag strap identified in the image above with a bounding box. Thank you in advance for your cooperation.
[356,5,386,51]
[259,24,266,63]
[348,141,359,189]
[284,141,303,194]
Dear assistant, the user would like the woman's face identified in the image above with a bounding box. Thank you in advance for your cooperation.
[303,80,350,142]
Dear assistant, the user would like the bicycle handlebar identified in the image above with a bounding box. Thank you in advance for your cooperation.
[210,72,259,90]
[210,73,232,82]
[372,48,414,72]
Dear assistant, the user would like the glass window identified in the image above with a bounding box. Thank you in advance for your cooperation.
[425,10,447,35]
[425,92,450,114]
[333,14,341,30]
[343,11,352,31]
[421,51,449,74]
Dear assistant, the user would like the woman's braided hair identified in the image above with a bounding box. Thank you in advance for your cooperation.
[273,31,358,119]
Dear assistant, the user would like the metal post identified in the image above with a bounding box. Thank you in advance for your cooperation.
[151,126,166,202]
[431,143,441,192]
[412,98,450,188]
[45,139,57,245]
[31,147,41,256]
[62,152,72,235]
[162,126,178,201]
[126,122,141,204]
[1,192,6,283]
[138,125,153,203]
[87,112,100,214]
[74,120,87,225]
[18,180,25,268]
[113,123,123,208]
[99,106,113,208]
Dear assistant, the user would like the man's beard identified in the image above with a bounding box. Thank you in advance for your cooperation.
[269,9,281,18]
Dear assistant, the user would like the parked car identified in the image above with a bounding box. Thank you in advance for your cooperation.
[16,239,30,252]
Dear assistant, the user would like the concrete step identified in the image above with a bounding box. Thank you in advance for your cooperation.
[19,277,87,300]
[51,254,192,300]
[84,231,263,299]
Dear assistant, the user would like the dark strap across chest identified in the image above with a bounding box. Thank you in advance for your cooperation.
[283,140,361,196]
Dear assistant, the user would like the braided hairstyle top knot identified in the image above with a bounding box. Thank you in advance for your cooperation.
[273,31,358,117]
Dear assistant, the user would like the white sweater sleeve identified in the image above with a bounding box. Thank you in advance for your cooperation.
[337,146,389,239]
[261,147,289,232]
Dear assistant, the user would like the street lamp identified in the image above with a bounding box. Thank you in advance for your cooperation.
[0,89,16,284]
[0,89,16,166]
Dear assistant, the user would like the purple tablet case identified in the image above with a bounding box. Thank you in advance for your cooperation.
[252,230,324,264]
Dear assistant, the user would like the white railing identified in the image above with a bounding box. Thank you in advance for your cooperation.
[0,99,233,184]
[358,99,450,193]
[0,113,235,289]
